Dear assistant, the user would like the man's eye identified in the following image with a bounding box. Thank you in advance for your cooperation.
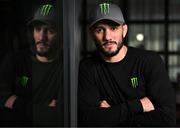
[95,28,103,33]
[48,29,55,34]
[111,26,118,30]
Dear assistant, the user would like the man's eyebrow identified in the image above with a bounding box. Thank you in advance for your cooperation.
[95,24,105,28]
[95,26,103,28]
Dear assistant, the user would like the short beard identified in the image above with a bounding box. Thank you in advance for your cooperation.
[36,50,50,57]
[95,40,124,57]
[32,41,58,58]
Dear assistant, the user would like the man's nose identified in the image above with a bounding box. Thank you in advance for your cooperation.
[39,30,48,41]
[103,29,112,41]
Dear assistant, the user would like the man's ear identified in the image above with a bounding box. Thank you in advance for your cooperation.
[88,27,95,40]
[122,24,128,38]
[88,28,93,37]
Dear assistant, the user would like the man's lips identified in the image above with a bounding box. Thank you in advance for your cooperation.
[36,42,49,47]
[102,41,117,46]
[102,41,117,48]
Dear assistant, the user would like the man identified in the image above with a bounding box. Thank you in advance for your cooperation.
[0,4,63,126]
[78,2,176,126]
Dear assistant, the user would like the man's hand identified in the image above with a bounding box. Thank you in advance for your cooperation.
[99,100,111,108]
[5,95,17,109]
[140,97,155,112]
[48,99,57,107]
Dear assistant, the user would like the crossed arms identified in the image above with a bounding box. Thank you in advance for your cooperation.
[4,95,57,109]
[78,56,176,126]
[100,97,154,113]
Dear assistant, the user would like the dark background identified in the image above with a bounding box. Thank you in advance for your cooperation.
[0,0,179,126]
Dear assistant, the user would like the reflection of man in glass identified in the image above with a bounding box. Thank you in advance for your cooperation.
[78,2,175,127]
[0,4,63,126]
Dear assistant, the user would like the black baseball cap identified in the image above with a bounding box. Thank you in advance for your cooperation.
[27,4,56,28]
[88,2,125,28]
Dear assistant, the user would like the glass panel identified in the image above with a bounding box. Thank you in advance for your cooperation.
[0,2,64,126]
[128,24,165,51]
[128,0,165,20]
[169,24,180,52]
[169,0,180,20]
[169,55,180,82]
[160,54,165,63]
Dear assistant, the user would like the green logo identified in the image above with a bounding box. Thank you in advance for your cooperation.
[130,77,138,88]
[99,3,110,15]
[18,76,29,87]
[40,4,53,16]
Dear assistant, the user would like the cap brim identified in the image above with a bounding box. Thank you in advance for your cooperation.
[89,18,124,28]
[27,20,53,28]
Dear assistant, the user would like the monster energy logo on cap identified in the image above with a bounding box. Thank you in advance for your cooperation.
[40,4,53,16]
[99,3,110,15]
[130,77,138,88]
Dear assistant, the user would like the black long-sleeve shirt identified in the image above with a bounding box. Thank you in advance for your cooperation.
[0,50,63,126]
[78,46,176,126]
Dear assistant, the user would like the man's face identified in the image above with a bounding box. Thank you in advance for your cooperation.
[33,23,57,57]
[91,21,127,57]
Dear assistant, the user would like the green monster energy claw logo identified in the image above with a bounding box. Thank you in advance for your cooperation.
[99,3,110,15]
[130,77,138,88]
[18,76,29,87]
[40,4,53,16]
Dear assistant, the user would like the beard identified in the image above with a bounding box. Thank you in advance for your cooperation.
[95,39,124,57]
[34,41,58,57]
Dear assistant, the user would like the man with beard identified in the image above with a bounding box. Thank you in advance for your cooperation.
[78,2,175,127]
[0,4,63,126]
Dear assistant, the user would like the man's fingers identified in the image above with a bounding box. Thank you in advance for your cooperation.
[48,99,57,107]
[99,100,111,108]
[140,97,155,112]
[5,95,17,109]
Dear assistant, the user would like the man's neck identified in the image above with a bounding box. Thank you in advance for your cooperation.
[103,45,128,63]
[36,55,54,63]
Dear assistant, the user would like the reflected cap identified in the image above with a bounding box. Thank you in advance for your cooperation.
[27,4,56,28]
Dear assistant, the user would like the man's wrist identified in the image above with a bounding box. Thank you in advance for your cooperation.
[5,95,17,109]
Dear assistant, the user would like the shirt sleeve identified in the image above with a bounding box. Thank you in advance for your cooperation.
[131,53,176,126]
[0,53,27,110]
[78,59,143,126]
[0,53,15,107]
